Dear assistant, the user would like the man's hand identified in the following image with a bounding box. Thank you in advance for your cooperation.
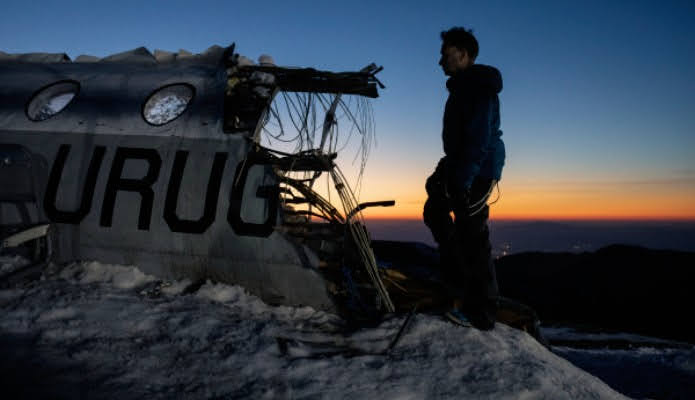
[425,157,449,197]
[426,157,472,213]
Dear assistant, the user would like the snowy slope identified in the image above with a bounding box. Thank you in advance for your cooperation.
[0,261,628,399]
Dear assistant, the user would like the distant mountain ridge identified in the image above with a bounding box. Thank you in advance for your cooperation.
[365,219,695,255]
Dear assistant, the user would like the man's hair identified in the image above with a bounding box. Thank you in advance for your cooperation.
[440,27,479,60]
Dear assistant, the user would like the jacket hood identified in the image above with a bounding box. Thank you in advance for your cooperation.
[446,64,502,94]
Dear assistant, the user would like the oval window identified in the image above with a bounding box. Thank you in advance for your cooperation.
[142,84,194,126]
[26,81,80,121]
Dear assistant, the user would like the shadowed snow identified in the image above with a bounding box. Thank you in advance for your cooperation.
[0,255,30,277]
[0,261,628,399]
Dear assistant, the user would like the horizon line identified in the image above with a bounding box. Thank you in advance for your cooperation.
[362,216,695,222]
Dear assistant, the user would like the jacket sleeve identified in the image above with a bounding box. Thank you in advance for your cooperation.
[448,92,495,190]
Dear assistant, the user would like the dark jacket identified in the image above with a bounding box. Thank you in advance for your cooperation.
[442,64,505,193]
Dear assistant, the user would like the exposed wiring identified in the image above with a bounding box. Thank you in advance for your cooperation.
[331,165,394,312]
[253,87,391,312]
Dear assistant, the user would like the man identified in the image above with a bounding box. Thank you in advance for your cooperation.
[424,27,504,330]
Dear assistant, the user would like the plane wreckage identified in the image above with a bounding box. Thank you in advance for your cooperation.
[1,44,543,340]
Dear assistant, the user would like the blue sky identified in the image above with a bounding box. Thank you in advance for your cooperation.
[2,0,694,218]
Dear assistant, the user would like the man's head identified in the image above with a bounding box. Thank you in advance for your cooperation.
[439,27,478,76]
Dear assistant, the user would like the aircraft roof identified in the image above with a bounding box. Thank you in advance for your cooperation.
[0,45,227,64]
[0,46,232,139]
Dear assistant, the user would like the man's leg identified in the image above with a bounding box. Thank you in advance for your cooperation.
[454,179,499,330]
[423,163,455,247]
[423,164,461,299]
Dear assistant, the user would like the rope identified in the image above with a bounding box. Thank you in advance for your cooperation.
[468,180,500,216]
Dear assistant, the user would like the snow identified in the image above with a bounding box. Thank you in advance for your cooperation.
[258,54,275,66]
[59,261,157,289]
[554,346,695,399]
[143,86,193,125]
[543,326,692,348]
[159,278,193,296]
[543,327,695,398]
[31,91,76,121]
[237,55,255,67]
[144,94,189,125]
[44,92,75,114]
[0,261,629,399]
[0,255,30,277]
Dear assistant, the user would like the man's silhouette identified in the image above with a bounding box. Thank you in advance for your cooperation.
[424,27,505,330]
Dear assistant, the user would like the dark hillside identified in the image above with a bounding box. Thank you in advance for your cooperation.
[496,245,695,343]
[371,240,695,343]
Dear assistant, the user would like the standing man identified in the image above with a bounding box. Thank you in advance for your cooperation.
[424,27,505,330]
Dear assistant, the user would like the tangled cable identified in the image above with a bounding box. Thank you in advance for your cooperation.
[255,90,393,312]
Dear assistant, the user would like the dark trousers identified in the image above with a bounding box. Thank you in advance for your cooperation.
[423,164,499,329]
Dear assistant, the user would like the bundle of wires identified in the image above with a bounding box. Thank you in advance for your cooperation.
[257,91,394,312]
[330,165,395,312]
[259,92,374,192]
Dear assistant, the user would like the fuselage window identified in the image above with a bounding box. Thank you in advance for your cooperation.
[142,84,194,126]
[26,80,80,121]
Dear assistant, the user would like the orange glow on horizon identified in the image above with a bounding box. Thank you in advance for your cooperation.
[362,214,695,221]
[357,181,695,221]
[350,154,695,222]
[361,212,695,222]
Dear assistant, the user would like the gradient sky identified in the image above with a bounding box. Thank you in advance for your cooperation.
[2,0,694,220]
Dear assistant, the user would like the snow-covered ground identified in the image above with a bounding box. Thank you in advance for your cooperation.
[0,255,30,277]
[0,260,643,399]
[542,326,694,349]
[542,327,695,399]
[555,346,695,400]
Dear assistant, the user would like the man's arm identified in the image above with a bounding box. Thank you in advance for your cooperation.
[448,92,495,192]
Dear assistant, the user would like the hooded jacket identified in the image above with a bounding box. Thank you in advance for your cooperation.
[442,64,505,193]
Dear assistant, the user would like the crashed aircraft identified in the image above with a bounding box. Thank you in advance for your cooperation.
[0,44,543,339]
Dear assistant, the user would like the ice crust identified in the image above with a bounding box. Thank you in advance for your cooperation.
[0,261,630,399]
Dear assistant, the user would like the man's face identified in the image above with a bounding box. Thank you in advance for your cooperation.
[439,44,472,76]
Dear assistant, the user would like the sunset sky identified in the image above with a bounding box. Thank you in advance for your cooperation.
[2,0,694,220]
